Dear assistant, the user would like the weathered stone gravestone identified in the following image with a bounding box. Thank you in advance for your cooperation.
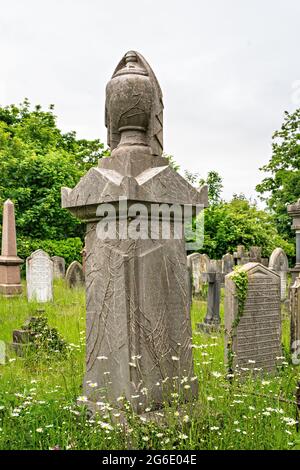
[269,248,288,301]
[26,250,53,302]
[51,256,65,279]
[225,263,281,374]
[187,252,210,297]
[0,199,23,296]
[65,261,84,288]
[197,259,223,332]
[287,199,300,281]
[62,51,208,413]
[0,341,5,365]
[222,253,234,275]
[249,246,262,263]
[290,277,300,363]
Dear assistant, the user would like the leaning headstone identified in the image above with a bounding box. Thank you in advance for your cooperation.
[65,261,84,288]
[269,248,288,301]
[51,256,65,279]
[61,50,207,413]
[0,199,23,296]
[290,277,300,363]
[26,250,53,302]
[225,263,281,374]
[222,253,234,275]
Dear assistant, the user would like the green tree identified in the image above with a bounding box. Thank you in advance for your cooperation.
[0,100,108,252]
[199,170,223,205]
[200,195,293,259]
[256,108,300,241]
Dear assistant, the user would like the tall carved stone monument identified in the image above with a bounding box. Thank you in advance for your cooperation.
[287,199,300,281]
[26,250,53,302]
[0,199,23,296]
[269,248,288,301]
[290,276,300,361]
[225,263,281,374]
[62,51,207,413]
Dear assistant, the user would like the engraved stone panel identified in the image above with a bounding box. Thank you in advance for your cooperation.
[26,250,53,302]
[225,263,281,373]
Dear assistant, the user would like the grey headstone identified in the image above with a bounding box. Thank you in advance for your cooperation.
[66,261,84,288]
[269,248,288,301]
[249,246,262,263]
[225,263,281,374]
[51,256,65,279]
[187,253,210,297]
[222,253,234,275]
[26,250,53,302]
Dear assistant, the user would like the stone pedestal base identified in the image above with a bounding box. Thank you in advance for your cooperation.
[0,256,23,297]
[196,321,221,334]
[0,283,22,297]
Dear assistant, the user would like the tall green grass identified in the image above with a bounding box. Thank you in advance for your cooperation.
[0,283,299,450]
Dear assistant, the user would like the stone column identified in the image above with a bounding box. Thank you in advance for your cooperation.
[287,199,300,281]
[61,51,208,414]
[0,199,23,296]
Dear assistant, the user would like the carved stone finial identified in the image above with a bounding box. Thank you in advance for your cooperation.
[105,50,163,156]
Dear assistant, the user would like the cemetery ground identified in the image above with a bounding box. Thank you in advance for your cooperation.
[0,281,299,451]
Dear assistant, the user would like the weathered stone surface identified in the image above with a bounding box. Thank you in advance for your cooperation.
[65,261,84,288]
[0,199,23,296]
[249,246,262,263]
[287,199,300,281]
[187,253,210,297]
[222,253,234,275]
[197,260,224,332]
[81,246,87,275]
[225,263,281,374]
[26,250,53,302]
[61,51,203,413]
[269,248,288,301]
[290,277,300,360]
[51,256,65,279]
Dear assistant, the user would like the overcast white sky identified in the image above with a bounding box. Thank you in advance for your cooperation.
[0,0,299,201]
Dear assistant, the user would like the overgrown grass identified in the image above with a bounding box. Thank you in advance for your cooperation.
[0,282,299,450]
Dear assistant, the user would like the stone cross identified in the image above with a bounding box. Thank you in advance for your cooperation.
[61,51,208,413]
[225,263,281,374]
[0,199,23,296]
[197,260,224,331]
[51,256,66,279]
[26,250,53,302]
[66,261,84,288]
[269,248,288,301]
[287,199,300,281]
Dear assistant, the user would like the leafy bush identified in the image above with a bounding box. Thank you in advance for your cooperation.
[17,236,83,269]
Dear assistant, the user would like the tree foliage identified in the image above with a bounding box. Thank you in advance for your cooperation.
[256,108,300,241]
[200,195,293,259]
[0,100,108,246]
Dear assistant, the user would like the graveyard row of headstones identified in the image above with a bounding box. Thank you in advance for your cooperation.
[0,199,85,303]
